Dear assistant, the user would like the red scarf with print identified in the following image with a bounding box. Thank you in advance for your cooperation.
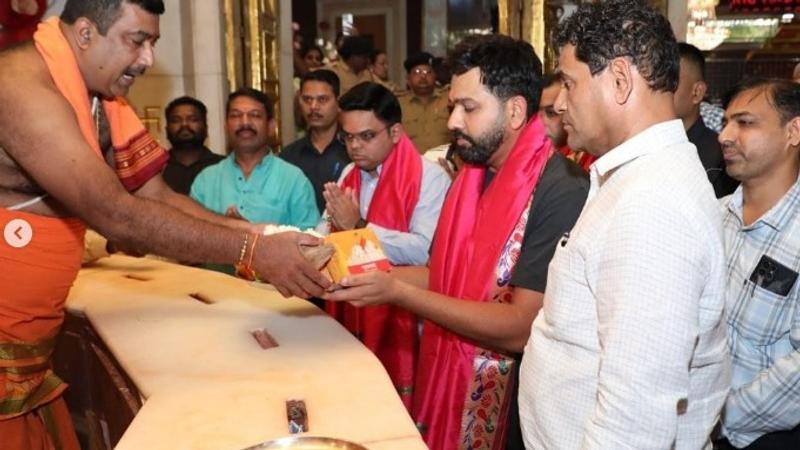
[414,117,553,450]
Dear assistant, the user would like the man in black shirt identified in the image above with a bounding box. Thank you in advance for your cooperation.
[162,96,224,195]
[675,43,738,197]
[281,70,350,213]
[325,34,589,450]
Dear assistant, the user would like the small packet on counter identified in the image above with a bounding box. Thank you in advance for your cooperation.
[324,228,390,285]
[286,399,308,433]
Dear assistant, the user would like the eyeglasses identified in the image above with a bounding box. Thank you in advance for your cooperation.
[338,126,390,145]
[410,67,433,76]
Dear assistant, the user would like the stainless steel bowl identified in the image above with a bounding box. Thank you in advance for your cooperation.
[241,436,369,450]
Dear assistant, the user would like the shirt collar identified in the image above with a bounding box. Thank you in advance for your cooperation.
[725,170,800,231]
[304,132,341,153]
[231,150,274,171]
[168,146,218,164]
[409,90,443,103]
[360,163,383,181]
[592,119,687,179]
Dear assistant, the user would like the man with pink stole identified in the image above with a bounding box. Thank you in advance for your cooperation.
[326,35,589,450]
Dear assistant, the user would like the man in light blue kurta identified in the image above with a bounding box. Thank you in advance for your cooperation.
[191,152,319,229]
[190,87,319,230]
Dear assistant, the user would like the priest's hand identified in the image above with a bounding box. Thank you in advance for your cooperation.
[254,231,331,298]
[222,206,273,236]
[324,271,403,307]
[225,205,245,220]
[322,182,361,230]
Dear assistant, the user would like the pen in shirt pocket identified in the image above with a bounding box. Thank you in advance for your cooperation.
[333,161,341,175]
[748,255,777,297]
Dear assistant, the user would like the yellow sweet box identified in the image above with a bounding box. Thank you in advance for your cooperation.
[324,228,391,283]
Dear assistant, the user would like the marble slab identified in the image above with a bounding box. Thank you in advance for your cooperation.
[66,256,424,449]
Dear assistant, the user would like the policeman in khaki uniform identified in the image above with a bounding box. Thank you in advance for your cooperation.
[398,52,451,154]
[326,36,386,95]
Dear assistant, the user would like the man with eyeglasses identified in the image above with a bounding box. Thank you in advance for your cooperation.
[281,70,350,213]
[320,81,450,409]
[398,52,451,154]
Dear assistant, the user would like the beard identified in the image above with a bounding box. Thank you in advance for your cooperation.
[452,115,506,165]
[168,128,207,150]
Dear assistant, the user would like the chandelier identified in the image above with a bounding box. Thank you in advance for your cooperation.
[686,0,730,50]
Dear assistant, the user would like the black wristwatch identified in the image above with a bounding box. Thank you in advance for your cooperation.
[355,218,369,229]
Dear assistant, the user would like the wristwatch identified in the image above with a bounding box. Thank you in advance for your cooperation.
[355,218,369,229]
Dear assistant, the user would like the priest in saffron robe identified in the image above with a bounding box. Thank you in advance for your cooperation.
[0,2,329,448]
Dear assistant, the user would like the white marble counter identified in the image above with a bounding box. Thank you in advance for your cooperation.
[66,256,424,450]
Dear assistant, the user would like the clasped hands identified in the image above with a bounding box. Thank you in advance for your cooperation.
[322,182,362,230]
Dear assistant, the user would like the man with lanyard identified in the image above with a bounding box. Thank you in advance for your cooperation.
[0,1,328,447]
[715,78,800,450]
[325,35,588,450]
[321,81,450,410]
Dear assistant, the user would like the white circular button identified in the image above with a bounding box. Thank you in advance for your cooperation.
[4,219,33,248]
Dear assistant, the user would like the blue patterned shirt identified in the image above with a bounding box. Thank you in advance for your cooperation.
[701,101,724,133]
[720,174,800,447]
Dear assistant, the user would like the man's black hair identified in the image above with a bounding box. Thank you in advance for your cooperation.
[449,34,543,120]
[404,52,435,73]
[541,73,560,89]
[226,87,274,119]
[61,0,165,35]
[552,0,679,93]
[338,82,401,125]
[165,96,207,122]
[678,42,706,81]
[724,77,800,125]
[301,69,341,98]
[338,36,373,60]
[300,44,323,59]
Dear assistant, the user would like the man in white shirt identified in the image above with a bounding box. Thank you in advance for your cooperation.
[519,1,731,449]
